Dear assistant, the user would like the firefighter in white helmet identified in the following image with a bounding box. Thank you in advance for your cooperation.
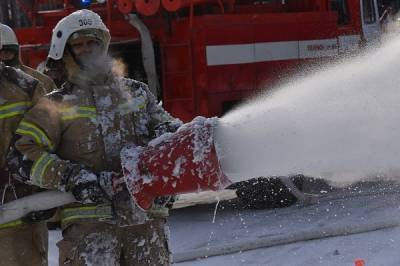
[0,33,51,265]
[0,23,57,92]
[13,9,181,265]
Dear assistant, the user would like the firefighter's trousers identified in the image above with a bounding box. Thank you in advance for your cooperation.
[57,218,170,266]
[0,222,48,266]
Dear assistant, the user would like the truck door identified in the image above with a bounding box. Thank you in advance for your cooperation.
[360,0,381,42]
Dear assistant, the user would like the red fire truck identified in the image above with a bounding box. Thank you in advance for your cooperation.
[11,0,383,120]
[6,0,385,208]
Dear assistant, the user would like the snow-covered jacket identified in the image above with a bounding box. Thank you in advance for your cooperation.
[18,64,57,94]
[14,73,179,227]
[0,65,50,230]
[8,45,57,94]
[0,65,45,169]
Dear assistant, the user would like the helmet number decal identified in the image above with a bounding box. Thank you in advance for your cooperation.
[78,19,93,27]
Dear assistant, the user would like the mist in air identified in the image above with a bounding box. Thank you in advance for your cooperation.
[215,35,400,187]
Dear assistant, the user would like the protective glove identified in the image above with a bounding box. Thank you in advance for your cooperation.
[98,171,124,198]
[154,196,176,209]
[68,169,110,204]
[21,208,57,224]
[154,119,183,137]
[147,196,177,218]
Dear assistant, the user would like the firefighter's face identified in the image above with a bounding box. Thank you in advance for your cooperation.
[69,37,101,57]
[68,35,106,70]
[0,49,15,61]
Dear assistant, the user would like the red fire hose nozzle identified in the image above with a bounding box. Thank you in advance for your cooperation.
[121,117,231,210]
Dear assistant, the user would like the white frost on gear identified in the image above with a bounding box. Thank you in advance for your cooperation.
[92,83,122,161]
[97,95,112,108]
[80,232,119,266]
[150,231,159,243]
[74,169,98,184]
[176,116,218,163]
[172,156,187,177]
[148,132,174,147]
[14,68,36,88]
[121,144,156,194]
[137,239,146,247]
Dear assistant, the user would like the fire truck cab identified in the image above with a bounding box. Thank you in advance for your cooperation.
[3,0,385,120]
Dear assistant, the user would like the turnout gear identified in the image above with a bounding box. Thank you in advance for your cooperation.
[0,63,43,169]
[15,9,182,265]
[15,77,179,226]
[57,220,170,266]
[15,77,179,264]
[0,223,48,266]
[0,65,47,210]
[0,63,50,266]
[18,65,57,94]
[0,24,55,266]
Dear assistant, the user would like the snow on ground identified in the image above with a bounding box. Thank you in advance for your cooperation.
[49,184,400,265]
[170,190,400,265]
[175,226,400,266]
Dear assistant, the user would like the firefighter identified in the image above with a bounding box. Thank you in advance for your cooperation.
[0,61,50,264]
[13,9,181,265]
[0,23,57,92]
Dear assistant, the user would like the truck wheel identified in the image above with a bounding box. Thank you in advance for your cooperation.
[234,176,304,209]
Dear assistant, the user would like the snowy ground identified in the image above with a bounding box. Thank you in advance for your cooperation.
[49,183,400,265]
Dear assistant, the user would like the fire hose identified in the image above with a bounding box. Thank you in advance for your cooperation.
[0,191,75,224]
[0,116,231,223]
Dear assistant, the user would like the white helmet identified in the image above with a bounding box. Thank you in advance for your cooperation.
[0,23,18,48]
[48,9,110,60]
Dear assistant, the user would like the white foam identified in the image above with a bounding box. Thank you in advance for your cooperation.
[215,36,400,187]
